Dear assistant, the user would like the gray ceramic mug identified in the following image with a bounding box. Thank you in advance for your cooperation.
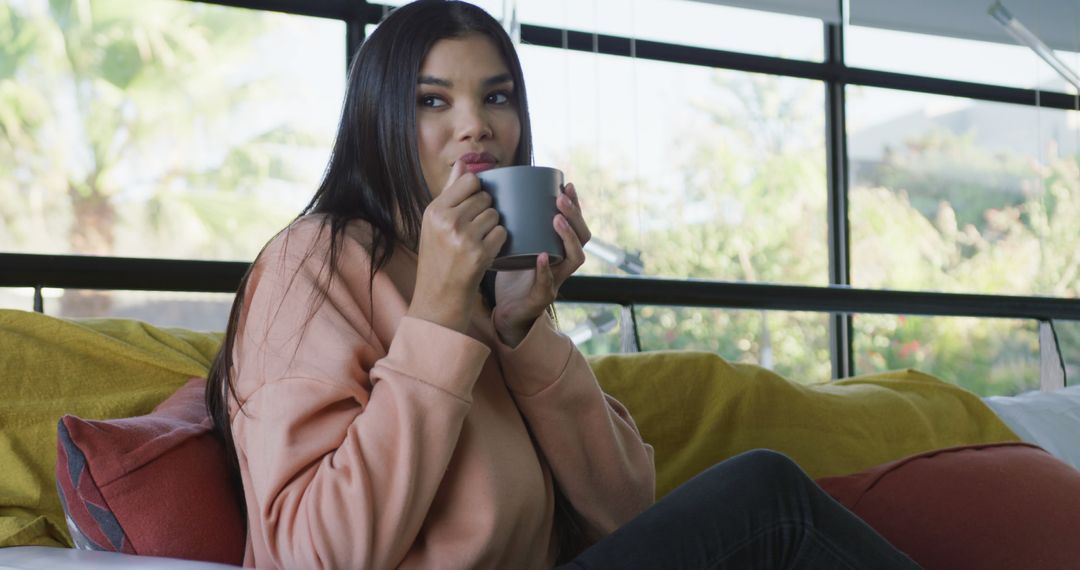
[476,165,566,271]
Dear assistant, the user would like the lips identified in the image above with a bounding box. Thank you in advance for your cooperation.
[458,152,498,174]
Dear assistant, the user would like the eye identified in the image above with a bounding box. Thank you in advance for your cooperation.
[486,91,511,105]
[419,95,447,108]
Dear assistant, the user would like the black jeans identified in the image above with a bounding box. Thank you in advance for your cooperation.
[558,450,920,570]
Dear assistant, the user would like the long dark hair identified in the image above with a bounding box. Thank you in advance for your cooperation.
[205,0,584,562]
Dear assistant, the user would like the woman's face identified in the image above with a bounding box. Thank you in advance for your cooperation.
[415,33,521,197]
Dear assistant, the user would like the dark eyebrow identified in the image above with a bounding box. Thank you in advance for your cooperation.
[417,75,451,88]
[417,73,514,88]
[483,73,514,87]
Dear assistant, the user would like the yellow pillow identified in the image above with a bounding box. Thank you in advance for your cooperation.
[1,309,1020,547]
[590,350,1021,499]
[0,310,221,548]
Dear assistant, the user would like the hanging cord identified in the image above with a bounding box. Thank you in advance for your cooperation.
[562,0,569,157]
[629,0,643,353]
[1040,319,1068,390]
[592,0,601,202]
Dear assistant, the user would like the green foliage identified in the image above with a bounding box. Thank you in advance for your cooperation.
[2,4,1076,396]
[557,71,833,384]
[848,130,1079,395]
[853,314,1040,397]
[562,71,1076,396]
[868,129,1031,229]
[1,0,315,261]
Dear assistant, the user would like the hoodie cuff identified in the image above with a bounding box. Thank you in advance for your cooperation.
[493,314,575,397]
[379,316,491,402]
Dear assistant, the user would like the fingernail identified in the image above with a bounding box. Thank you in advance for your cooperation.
[566,184,576,198]
[556,216,568,230]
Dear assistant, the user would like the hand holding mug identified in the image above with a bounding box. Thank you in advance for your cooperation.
[492,176,591,347]
[409,161,507,333]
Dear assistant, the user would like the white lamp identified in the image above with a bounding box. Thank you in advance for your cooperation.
[989,1,1080,92]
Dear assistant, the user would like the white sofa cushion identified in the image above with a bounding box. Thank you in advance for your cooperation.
[984,385,1080,471]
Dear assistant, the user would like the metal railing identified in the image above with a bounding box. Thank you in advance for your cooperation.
[6,253,1080,320]
[2,252,1075,388]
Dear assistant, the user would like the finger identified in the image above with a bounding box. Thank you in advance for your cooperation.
[441,165,482,207]
[440,160,468,197]
[481,224,508,258]
[563,183,586,225]
[457,190,495,222]
[553,214,585,276]
[563,182,580,207]
[531,253,556,304]
[557,191,592,245]
[469,208,501,238]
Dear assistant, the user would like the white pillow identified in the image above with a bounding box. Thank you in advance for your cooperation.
[984,385,1080,471]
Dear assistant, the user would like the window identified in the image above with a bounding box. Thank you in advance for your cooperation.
[848,86,1080,298]
[519,0,824,61]
[853,314,1039,397]
[0,0,346,262]
[845,25,1079,94]
[0,288,35,311]
[40,289,233,331]
[520,45,828,284]
[635,307,832,383]
[7,0,1077,395]
[379,0,825,60]
[1056,319,1080,386]
[553,302,627,355]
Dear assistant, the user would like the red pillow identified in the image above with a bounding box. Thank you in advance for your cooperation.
[817,442,1080,570]
[55,378,245,565]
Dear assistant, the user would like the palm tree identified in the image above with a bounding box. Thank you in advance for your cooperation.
[3,0,322,316]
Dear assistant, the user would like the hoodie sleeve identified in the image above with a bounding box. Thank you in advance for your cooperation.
[231,221,490,570]
[493,314,656,544]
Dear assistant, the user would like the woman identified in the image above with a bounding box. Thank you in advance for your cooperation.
[206,1,919,568]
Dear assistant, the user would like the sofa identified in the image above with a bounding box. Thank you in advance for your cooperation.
[2,308,1080,569]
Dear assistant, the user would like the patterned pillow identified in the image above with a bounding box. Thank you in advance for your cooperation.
[55,378,245,565]
[56,423,135,553]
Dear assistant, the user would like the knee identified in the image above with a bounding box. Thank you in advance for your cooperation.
[729,449,804,479]
[686,449,810,496]
[682,449,818,520]
[711,449,812,496]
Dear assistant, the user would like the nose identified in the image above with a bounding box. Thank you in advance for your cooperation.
[455,102,493,142]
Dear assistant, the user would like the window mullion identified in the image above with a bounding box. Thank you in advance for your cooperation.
[825,22,853,379]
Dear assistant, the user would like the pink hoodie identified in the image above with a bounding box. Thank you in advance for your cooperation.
[229,215,655,569]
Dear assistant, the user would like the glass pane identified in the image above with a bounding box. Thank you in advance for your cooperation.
[853,314,1039,397]
[1,0,345,261]
[553,302,626,355]
[635,307,832,383]
[848,86,1080,296]
[42,289,232,331]
[380,0,824,60]
[1055,319,1080,387]
[0,288,36,311]
[846,25,1079,94]
[519,0,824,61]
[521,44,828,284]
